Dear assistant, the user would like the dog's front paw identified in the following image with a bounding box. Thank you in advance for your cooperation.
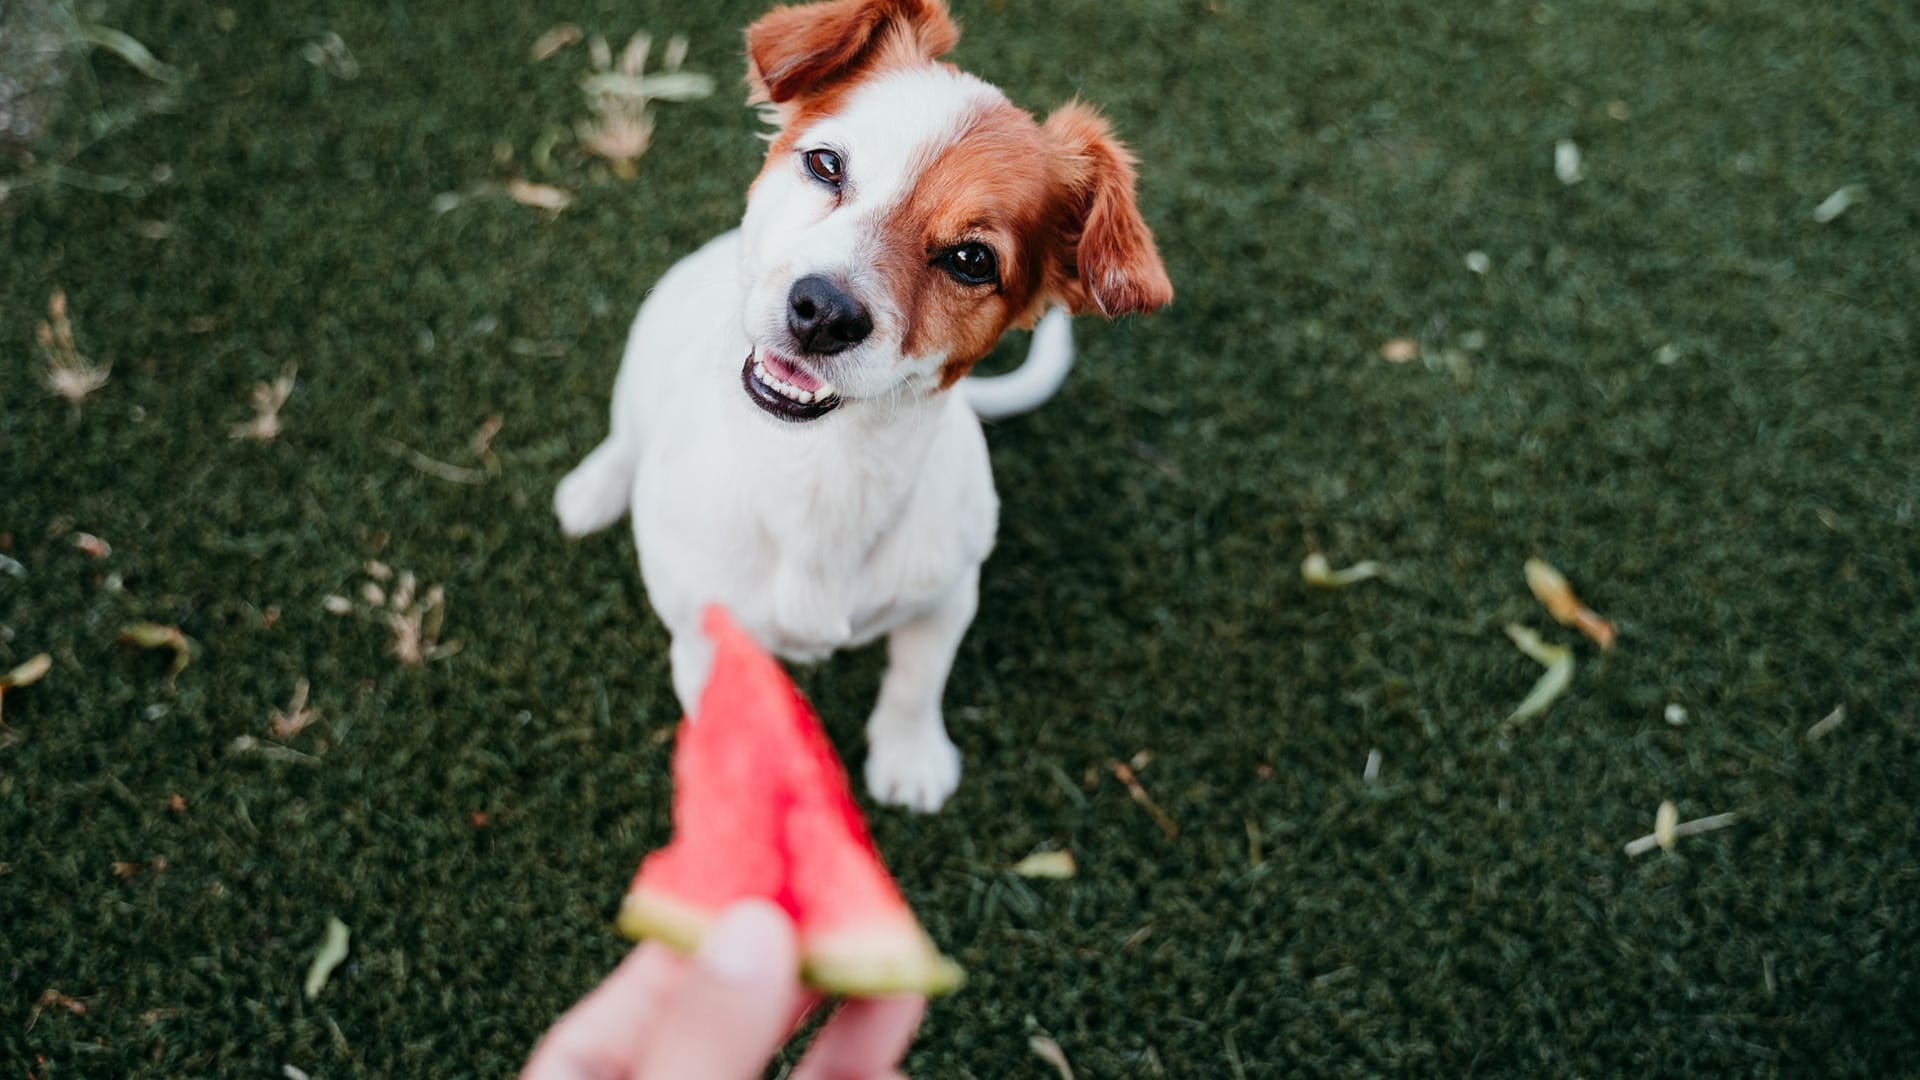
[864,725,961,813]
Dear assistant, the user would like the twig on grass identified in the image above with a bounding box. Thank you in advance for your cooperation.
[1108,760,1179,839]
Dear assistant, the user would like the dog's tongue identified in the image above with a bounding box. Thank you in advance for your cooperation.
[761,352,824,395]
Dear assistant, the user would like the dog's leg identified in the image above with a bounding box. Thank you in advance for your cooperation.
[553,435,638,538]
[864,568,979,813]
[668,630,715,717]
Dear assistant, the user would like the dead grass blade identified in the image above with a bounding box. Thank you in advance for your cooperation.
[1030,1034,1075,1080]
[1302,552,1384,588]
[1624,809,1738,857]
[118,623,194,685]
[1503,623,1573,725]
[530,23,582,62]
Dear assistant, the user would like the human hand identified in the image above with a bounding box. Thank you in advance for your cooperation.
[520,899,926,1080]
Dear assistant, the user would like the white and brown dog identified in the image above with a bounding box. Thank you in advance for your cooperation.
[554,0,1170,811]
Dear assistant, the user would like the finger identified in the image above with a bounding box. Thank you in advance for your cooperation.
[790,994,927,1080]
[521,943,687,1080]
[630,899,805,1079]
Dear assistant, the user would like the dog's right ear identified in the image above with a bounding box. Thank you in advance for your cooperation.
[746,0,959,105]
[1042,102,1174,319]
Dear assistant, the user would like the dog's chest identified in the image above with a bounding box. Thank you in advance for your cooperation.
[633,402,995,661]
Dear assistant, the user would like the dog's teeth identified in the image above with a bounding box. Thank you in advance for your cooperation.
[816,382,837,400]
[796,389,814,404]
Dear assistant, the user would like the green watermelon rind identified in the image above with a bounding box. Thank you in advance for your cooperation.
[616,891,965,998]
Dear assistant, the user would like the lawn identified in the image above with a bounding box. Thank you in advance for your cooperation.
[3,0,1917,1075]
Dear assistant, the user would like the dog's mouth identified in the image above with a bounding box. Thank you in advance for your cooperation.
[742,350,843,422]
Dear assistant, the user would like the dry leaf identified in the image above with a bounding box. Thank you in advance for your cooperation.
[1,653,52,689]
[118,623,194,684]
[38,289,111,404]
[1554,139,1584,184]
[73,533,111,559]
[530,23,582,62]
[271,678,317,739]
[1010,850,1077,880]
[1379,338,1418,363]
[305,916,351,999]
[1813,185,1863,224]
[1030,1034,1075,1080]
[507,179,574,212]
[1807,705,1846,741]
[1524,558,1616,648]
[1654,800,1679,852]
[1302,552,1384,588]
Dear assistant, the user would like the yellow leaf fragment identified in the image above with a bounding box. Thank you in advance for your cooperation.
[1503,624,1574,724]
[1654,800,1678,852]
[304,916,351,1000]
[1010,850,1077,880]
[1524,558,1616,648]
[1379,338,1418,363]
[1,653,52,690]
[1302,552,1384,588]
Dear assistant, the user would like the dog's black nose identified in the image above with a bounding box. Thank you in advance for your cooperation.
[787,275,872,356]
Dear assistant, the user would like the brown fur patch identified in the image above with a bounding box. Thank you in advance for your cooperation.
[746,0,957,105]
[872,101,1066,386]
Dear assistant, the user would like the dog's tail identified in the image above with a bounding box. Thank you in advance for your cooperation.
[960,307,1073,421]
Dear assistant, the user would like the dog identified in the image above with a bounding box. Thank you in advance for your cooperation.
[553,0,1170,812]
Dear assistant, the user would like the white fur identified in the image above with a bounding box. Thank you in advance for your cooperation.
[554,67,1073,812]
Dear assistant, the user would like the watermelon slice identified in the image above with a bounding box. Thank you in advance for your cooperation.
[617,606,964,997]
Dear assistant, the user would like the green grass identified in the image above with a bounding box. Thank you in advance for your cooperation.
[4,0,1917,1075]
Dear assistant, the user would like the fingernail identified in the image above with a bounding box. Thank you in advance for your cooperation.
[696,899,794,983]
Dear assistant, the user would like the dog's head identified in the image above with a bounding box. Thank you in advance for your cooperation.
[733,0,1172,422]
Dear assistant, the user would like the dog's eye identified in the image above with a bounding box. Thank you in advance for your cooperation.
[939,243,998,286]
[803,149,844,186]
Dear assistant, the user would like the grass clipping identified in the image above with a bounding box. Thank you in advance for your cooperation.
[304,916,351,999]
[1503,624,1573,726]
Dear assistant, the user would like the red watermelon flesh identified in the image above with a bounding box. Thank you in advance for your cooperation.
[617,606,963,997]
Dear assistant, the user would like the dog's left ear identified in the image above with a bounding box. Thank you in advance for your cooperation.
[747,0,959,105]
[1042,102,1173,318]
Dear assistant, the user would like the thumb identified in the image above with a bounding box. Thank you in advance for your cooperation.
[631,899,805,1079]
